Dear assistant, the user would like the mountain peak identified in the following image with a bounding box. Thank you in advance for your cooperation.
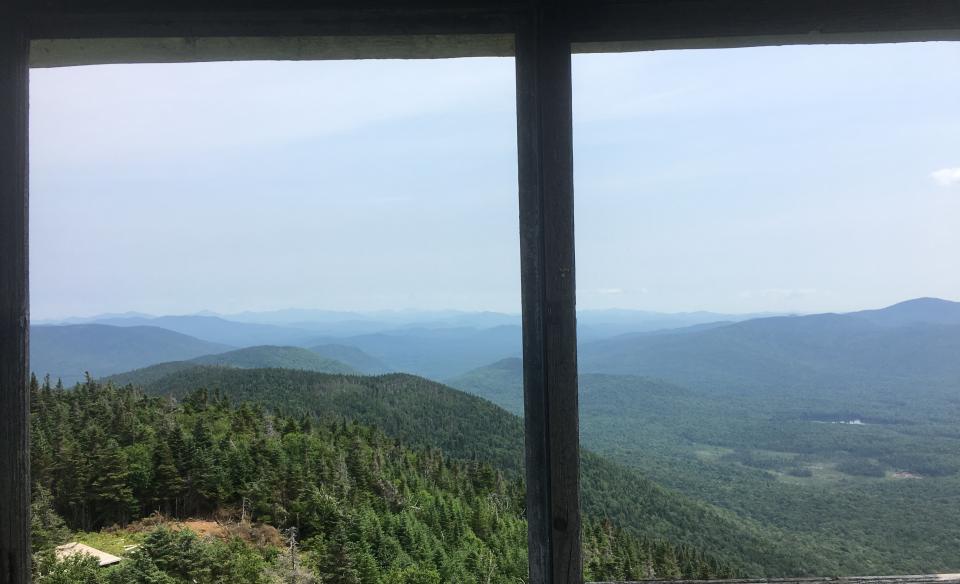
[854,297,960,327]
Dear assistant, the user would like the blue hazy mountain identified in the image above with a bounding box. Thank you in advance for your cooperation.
[104,345,358,386]
[308,343,391,374]
[850,297,960,327]
[307,325,523,379]
[31,324,231,384]
[87,314,317,346]
[578,298,960,396]
[39,299,960,383]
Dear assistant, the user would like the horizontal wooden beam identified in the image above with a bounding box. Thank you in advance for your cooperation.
[571,0,960,46]
[27,3,523,40]
[30,34,514,67]
[27,0,960,41]
[24,0,960,66]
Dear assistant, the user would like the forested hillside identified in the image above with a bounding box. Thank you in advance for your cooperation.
[110,365,848,576]
[309,344,391,374]
[31,376,729,583]
[451,358,960,574]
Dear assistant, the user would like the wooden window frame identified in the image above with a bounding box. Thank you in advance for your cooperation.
[3,2,959,583]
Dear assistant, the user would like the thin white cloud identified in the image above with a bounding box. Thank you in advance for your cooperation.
[931,167,960,187]
[598,288,624,295]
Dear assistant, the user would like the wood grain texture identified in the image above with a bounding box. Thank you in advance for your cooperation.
[27,3,523,40]
[25,0,960,46]
[571,0,960,44]
[0,7,30,584]
[30,34,515,67]
[516,4,582,583]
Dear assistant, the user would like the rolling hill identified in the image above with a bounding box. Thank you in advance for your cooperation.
[104,345,357,386]
[449,302,960,577]
[109,364,875,576]
[308,343,391,374]
[38,308,796,382]
[851,297,960,327]
[578,300,960,400]
[30,324,231,384]
[307,325,523,379]
[87,314,315,346]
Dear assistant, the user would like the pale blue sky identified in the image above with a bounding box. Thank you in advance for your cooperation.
[29,42,960,319]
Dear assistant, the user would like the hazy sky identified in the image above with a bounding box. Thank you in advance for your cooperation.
[30,42,960,319]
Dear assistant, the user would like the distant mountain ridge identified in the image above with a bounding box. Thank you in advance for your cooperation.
[30,324,231,384]
[104,345,357,386]
[35,297,960,384]
[850,297,960,327]
[306,325,523,379]
[308,343,391,374]
[452,298,960,402]
[84,314,317,347]
[578,298,960,396]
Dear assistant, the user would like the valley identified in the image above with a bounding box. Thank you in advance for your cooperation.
[29,298,960,578]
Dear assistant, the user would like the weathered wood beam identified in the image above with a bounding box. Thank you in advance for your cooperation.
[29,34,515,67]
[571,0,960,47]
[0,6,30,584]
[24,0,960,67]
[27,2,522,40]
[516,5,582,584]
[26,0,960,45]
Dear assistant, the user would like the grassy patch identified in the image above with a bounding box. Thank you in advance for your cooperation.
[73,530,144,556]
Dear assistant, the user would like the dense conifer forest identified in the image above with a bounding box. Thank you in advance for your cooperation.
[31,375,731,582]
[110,365,846,575]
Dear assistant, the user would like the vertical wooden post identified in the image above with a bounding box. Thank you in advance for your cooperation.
[0,7,30,584]
[515,5,582,584]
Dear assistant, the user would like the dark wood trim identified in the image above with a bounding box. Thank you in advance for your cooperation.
[570,0,960,45]
[0,7,30,584]
[25,0,960,46]
[28,5,523,40]
[516,6,582,584]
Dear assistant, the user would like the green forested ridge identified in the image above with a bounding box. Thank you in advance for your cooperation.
[450,356,960,575]
[105,345,358,387]
[190,346,357,374]
[31,376,729,583]
[124,366,526,474]
[105,365,846,576]
[309,344,391,374]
